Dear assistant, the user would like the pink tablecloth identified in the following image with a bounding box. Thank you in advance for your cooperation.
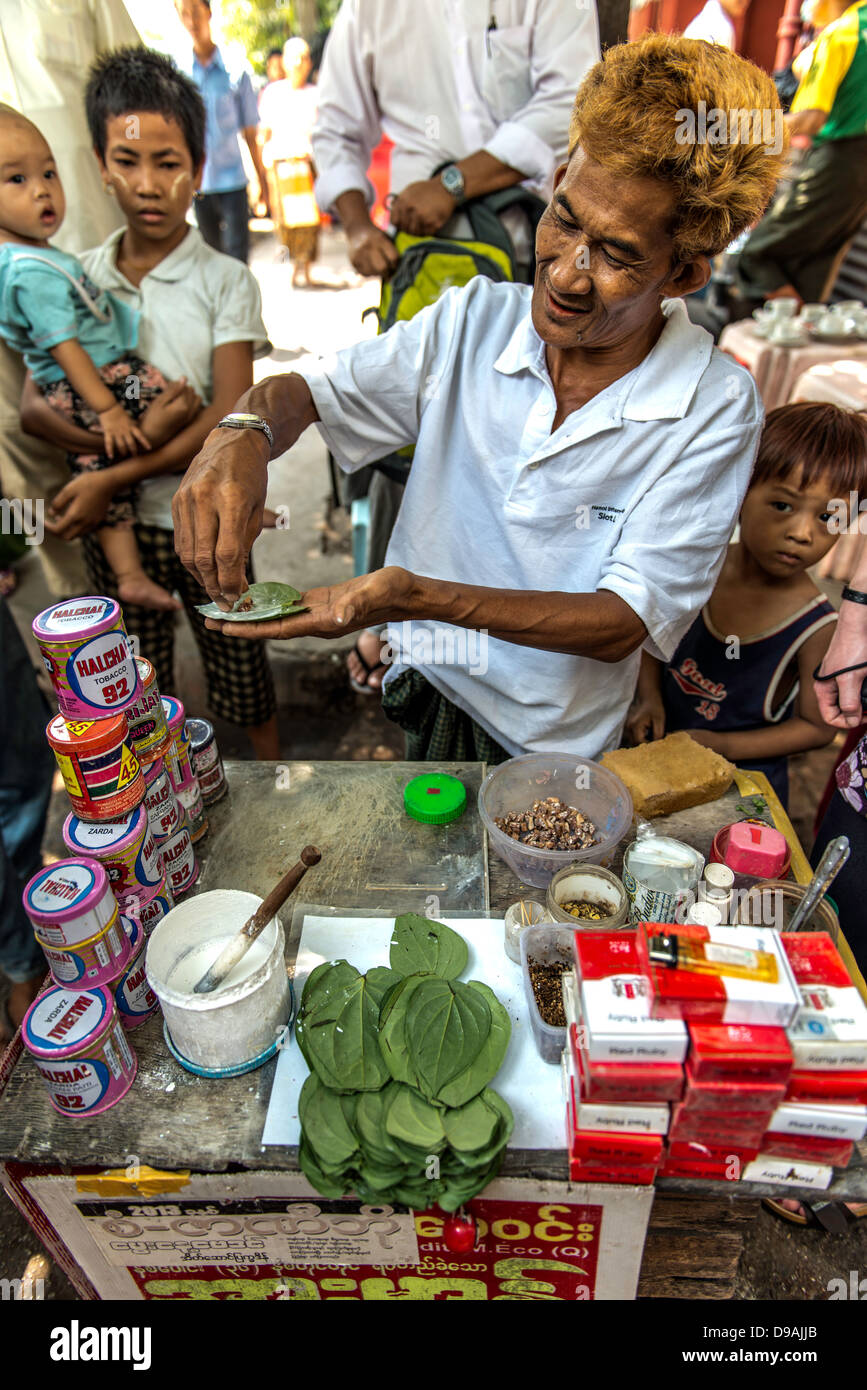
[718,321,867,410]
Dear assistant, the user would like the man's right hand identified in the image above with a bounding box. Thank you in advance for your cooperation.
[172,425,270,609]
[140,378,202,447]
[344,218,399,278]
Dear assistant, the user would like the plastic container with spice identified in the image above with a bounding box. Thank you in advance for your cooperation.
[520,924,574,1064]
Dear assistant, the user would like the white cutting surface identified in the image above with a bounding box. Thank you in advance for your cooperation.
[262,915,563,1149]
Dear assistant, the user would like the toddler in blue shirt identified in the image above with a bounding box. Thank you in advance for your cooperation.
[0,105,179,610]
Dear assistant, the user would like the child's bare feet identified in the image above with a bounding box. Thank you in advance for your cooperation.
[116,570,182,612]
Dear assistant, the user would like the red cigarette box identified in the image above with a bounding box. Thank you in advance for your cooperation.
[659,1156,744,1181]
[569,1129,664,1165]
[667,1139,760,1163]
[785,1069,867,1105]
[781,932,851,985]
[572,1026,684,1103]
[637,922,800,1027]
[761,1131,854,1167]
[687,1021,793,1084]
[569,1159,658,1185]
[669,1102,770,1148]
[680,1058,786,1114]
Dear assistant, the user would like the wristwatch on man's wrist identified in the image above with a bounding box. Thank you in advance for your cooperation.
[218,412,274,454]
[439,163,466,203]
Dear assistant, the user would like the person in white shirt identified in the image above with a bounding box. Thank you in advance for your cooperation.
[313,0,600,281]
[315,0,602,692]
[172,35,787,763]
[683,0,751,49]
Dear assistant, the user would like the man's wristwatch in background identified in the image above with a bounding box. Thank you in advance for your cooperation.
[218,412,274,453]
[439,163,466,203]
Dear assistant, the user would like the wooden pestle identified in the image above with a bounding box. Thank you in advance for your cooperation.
[193,845,321,995]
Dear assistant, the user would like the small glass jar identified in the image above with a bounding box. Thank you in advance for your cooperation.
[546,864,629,929]
[504,899,552,963]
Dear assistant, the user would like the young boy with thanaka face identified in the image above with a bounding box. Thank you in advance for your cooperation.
[628,403,867,805]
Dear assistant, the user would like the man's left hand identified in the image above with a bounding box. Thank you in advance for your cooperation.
[201,567,411,641]
[390,179,456,236]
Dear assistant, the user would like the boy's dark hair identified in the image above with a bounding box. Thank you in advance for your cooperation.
[267,47,284,60]
[85,47,206,171]
[753,402,867,498]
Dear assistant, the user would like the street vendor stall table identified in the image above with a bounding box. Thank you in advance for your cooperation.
[2,761,865,1301]
[718,320,867,410]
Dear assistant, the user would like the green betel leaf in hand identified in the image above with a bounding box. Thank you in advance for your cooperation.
[389,914,469,980]
[196,581,306,623]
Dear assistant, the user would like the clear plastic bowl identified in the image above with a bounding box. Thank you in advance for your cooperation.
[520,924,575,1065]
[479,753,633,889]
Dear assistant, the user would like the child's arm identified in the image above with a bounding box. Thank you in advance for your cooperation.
[624,651,666,744]
[49,339,150,460]
[46,343,254,541]
[20,370,105,453]
[686,623,838,761]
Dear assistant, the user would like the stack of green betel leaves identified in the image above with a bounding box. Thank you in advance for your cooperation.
[295,915,514,1211]
[196,581,307,623]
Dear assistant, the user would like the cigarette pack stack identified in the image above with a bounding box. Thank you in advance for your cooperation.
[660,1020,793,1179]
[753,933,867,1170]
[635,922,802,1027]
[563,931,688,1184]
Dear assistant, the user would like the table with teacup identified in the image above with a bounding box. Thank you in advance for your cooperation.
[719,297,867,411]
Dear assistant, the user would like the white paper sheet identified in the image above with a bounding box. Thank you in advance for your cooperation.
[262,915,563,1149]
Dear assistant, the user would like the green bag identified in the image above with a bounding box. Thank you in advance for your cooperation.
[368,187,545,484]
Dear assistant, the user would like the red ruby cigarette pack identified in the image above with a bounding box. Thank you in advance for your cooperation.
[569,1159,658,1185]
[668,1139,760,1162]
[680,1058,787,1114]
[636,923,801,1027]
[572,930,688,1063]
[569,1129,664,1164]
[571,1025,685,1103]
[669,1103,770,1148]
[687,1021,793,1084]
[781,933,867,1069]
[785,1069,867,1104]
[766,1101,867,1141]
[658,1156,744,1181]
[761,1131,854,1166]
[740,1156,833,1189]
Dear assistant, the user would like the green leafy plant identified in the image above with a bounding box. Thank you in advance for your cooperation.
[294,916,514,1210]
[734,794,771,824]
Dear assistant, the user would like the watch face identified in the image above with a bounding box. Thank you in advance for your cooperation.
[227,413,259,424]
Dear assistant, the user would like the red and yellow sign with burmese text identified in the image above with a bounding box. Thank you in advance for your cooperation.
[126,1201,602,1300]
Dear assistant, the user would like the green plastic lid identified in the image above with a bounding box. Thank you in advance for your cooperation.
[404,773,467,825]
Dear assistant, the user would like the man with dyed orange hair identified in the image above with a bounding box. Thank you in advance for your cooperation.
[172,36,788,766]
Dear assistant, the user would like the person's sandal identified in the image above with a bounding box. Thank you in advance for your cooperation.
[347,641,388,695]
[763,1197,851,1233]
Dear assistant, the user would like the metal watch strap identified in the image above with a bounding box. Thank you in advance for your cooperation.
[841,587,867,606]
[218,414,274,453]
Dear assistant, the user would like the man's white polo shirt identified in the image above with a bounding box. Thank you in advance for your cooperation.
[301,277,761,758]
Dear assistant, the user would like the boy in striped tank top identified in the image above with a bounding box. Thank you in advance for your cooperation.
[627,403,867,807]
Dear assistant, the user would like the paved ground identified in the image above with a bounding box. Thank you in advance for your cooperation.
[1,222,862,1301]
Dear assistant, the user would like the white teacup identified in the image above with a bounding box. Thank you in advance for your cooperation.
[834,300,863,314]
[798,304,826,323]
[764,297,799,319]
[817,312,846,335]
[768,320,807,345]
